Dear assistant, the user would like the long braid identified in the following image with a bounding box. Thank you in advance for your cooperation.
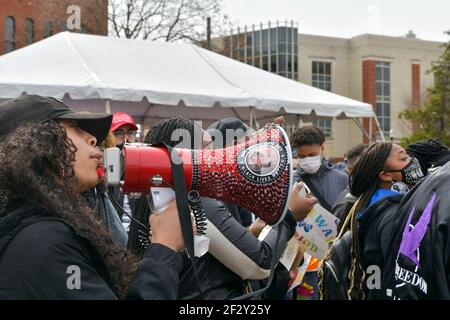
[318,197,358,299]
[318,142,393,300]
[146,117,202,149]
[127,118,203,257]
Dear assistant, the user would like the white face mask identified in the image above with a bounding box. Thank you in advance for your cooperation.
[298,155,322,174]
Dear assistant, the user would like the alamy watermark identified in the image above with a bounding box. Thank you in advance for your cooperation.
[366,5,382,34]
[66,5,81,31]
[366,265,381,290]
[66,265,81,290]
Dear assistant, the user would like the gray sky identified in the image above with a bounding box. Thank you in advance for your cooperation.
[221,0,449,42]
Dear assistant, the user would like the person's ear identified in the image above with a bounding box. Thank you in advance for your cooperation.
[320,145,325,153]
[378,170,392,183]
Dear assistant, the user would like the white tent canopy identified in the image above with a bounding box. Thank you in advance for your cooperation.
[0,32,374,123]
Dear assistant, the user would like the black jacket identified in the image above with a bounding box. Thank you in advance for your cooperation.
[382,163,450,299]
[225,203,253,228]
[293,159,348,212]
[0,203,183,300]
[178,197,296,300]
[357,193,403,299]
[332,186,350,220]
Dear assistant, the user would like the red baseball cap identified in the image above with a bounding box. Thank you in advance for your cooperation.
[110,112,138,132]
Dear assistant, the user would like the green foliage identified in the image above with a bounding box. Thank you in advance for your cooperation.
[400,30,450,147]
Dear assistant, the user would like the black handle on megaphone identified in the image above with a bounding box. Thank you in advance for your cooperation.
[162,144,204,299]
[164,145,195,258]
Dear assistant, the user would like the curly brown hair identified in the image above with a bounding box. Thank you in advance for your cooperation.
[291,125,325,148]
[0,121,138,298]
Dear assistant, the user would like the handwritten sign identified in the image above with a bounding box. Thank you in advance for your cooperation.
[296,184,340,259]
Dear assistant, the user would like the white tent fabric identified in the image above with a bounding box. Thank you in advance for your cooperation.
[0,32,373,118]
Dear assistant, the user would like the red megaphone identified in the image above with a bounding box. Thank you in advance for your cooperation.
[119,124,293,225]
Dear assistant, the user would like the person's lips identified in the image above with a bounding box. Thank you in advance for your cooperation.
[90,153,103,166]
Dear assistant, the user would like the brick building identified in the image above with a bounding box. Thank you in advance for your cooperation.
[214,25,445,157]
[0,0,108,55]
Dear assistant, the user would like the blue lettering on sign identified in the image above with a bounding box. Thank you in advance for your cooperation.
[298,221,313,232]
[315,215,327,228]
[322,229,333,237]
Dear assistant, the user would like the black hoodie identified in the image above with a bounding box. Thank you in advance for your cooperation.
[381,162,450,299]
[0,202,183,299]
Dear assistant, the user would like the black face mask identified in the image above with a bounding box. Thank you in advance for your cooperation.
[385,157,425,186]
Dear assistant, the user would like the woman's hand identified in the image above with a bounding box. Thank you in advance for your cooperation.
[149,200,185,252]
[288,182,318,221]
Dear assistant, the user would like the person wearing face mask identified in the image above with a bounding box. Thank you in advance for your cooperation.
[128,117,317,300]
[406,138,450,175]
[290,126,348,300]
[291,126,348,214]
[318,142,425,300]
[379,151,450,299]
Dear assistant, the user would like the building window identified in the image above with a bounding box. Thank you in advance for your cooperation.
[312,61,332,137]
[6,16,15,53]
[315,118,332,138]
[25,18,35,45]
[228,22,298,80]
[44,21,53,38]
[312,61,331,91]
[376,62,391,139]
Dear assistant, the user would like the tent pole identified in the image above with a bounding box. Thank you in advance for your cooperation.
[231,107,243,121]
[369,117,373,144]
[352,118,370,142]
[105,99,111,113]
[373,115,386,142]
[249,107,254,129]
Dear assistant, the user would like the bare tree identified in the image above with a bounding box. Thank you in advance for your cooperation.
[108,0,230,43]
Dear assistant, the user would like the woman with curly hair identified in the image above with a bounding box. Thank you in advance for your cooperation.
[0,95,184,299]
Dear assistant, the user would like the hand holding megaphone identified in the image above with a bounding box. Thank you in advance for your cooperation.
[288,182,318,221]
[106,124,294,225]
[149,200,185,252]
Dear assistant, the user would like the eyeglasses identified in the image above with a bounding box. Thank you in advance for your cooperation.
[113,130,137,138]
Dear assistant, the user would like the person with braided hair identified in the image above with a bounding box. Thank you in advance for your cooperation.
[318,142,425,300]
[128,117,317,300]
[207,118,254,228]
